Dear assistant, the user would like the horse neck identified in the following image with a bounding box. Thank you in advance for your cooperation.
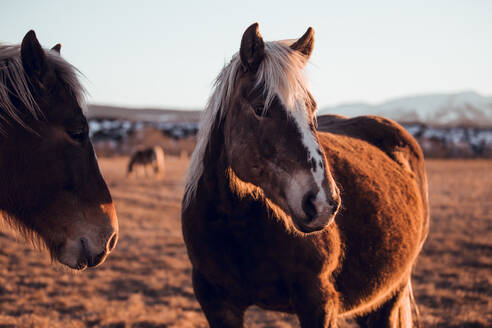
[0,140,26,222]
[197,115,236,209]
[0,144,8,211]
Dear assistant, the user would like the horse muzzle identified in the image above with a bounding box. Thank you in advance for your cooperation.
[291,189,340,233]
[58,229,118,270]
[56,203,118,270]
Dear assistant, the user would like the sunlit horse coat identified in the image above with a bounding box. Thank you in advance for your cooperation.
[182,23,428,327]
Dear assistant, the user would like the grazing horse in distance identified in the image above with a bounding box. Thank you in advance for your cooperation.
[127,146,165,178]
[182,23,429,327]
[0,31,118,270]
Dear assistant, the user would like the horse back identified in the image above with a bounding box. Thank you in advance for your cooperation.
[317,114,429,236]
[317,115,422,168]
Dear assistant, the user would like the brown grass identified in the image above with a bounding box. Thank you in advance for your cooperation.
[412,160,492,327]
[0,158,490,327]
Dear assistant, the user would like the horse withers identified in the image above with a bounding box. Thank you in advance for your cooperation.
[0,31,118,270]
[182,23,429,327]
[127,146,165,178]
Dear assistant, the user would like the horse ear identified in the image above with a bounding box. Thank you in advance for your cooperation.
[240,23,265,72]
[51,43,62,54]
[21,30,46,80]
[290,27,315,59]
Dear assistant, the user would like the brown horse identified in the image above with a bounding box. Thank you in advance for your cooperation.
[0,31,118,270]
[127,146,165,178]
[182,23,429,327]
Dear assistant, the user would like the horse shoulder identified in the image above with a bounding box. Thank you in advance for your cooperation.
[317,115,424,175]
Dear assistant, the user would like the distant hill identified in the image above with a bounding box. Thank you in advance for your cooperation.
[86,104,201,123]
[85,96,492,158]
[318,91,492,127]
[89,91,492,127]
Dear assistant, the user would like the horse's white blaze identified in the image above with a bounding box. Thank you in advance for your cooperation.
[288,104,329,209]
[285,171,313,219]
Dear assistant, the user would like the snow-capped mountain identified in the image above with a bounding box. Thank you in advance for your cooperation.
[318,91,492,126]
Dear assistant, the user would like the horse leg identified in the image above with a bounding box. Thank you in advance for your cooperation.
[192,269,246,328]
[355,279,413,328]
[292,276,339,328]
[153,162,162,178]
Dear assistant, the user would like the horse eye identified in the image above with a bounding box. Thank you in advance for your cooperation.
[253,104,265,117]
[68,129,85,143]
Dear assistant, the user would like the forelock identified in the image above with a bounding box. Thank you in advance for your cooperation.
[257,41,310,111]
[0,44,85,135]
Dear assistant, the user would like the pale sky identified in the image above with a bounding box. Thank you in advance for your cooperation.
[1,0,491,110]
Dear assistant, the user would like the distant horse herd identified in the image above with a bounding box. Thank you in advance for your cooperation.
[0,25,429,327]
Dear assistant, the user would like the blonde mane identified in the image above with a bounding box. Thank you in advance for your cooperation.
[183,41,312,206]
[0,44,85,135]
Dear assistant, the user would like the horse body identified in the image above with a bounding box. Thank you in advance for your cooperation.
[182,23,428,327]
[320,119,427,314]
[183,115,427,325]
[127,146,165,178]
[0,31,118,270]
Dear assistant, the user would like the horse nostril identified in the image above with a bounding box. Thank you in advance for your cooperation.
[80,237,89,252]
[329,196,340,215]
[331,205,337,214]
[107,232,118,252]
[302,192,317,221]
[78,236,112,268]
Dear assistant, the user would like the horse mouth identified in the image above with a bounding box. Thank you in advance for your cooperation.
[60,252,108,271]
[56,256,89,271]
[56,237,110,271]
[292,219,321,233]
[295,221,322,233]
[292,212,336,233]
[73,260,88,271]
[61,251,107,271]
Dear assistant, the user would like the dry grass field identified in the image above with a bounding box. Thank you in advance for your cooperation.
[0,157,490,327]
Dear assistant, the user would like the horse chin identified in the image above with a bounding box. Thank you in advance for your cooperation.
[62,259,88,271]
[291,213,336,234]
[54,256,88,271]
[54,238,87,271]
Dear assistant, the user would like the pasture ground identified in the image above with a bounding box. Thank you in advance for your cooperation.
[0,158,490,327]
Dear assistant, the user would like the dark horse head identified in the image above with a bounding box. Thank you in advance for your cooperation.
[0,31,118,270]
[185,23,340,233]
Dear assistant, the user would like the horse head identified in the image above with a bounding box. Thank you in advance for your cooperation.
[0,31,118,269]
[222,24,341,233]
